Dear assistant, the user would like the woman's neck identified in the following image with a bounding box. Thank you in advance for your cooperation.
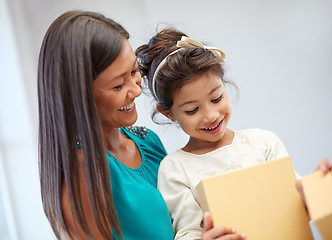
[102,126,142,168]
[102,127,125,151]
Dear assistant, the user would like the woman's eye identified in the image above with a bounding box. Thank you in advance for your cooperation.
[185,108,198,115]
[113,83,124,90]
[211,94,223,103]
[131,68,139,76]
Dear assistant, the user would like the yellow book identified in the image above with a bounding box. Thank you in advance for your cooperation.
[302,170,332,240]
[196,156,313,240]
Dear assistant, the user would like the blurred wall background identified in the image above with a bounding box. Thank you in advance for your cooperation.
[0,0,331,239]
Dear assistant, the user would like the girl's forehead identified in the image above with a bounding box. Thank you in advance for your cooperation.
[179,73,224,92]
[173,74,224,102]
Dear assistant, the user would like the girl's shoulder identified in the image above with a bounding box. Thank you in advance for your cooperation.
[235,128,281,145]
[237,128,278,138]
[160,149,188,168]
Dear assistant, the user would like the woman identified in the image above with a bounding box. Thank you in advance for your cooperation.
[38,10,173,240]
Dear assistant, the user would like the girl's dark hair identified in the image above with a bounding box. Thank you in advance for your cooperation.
[136,28,229,123]
[38,10,129,239]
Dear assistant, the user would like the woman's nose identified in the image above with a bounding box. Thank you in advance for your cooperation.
[129,74,142,98]
[136,71,142,86]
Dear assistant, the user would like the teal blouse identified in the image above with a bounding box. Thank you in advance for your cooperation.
[109,127,173,240]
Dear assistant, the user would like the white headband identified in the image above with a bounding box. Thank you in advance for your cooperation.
[151,36,226,100]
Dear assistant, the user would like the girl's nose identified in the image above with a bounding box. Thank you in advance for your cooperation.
[203,108,219,123]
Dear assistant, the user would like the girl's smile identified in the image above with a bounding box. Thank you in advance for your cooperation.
[162,71,233,154]
[200,118,223,134]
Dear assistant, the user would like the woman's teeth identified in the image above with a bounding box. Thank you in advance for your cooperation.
[119,102,134,110]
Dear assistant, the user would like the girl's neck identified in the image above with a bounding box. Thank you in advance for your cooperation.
[183,128,234,155]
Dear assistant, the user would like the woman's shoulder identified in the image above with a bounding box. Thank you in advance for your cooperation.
[122,126,161,141]
[122,126,167,157]
[122,126,150,139]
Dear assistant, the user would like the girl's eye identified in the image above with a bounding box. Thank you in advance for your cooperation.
[131,68,139,76]
[211,94,223,103]
[185,108,198,115]
[113,83,124,90]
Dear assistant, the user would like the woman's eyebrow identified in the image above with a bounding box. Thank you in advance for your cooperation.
[110,57,138,81]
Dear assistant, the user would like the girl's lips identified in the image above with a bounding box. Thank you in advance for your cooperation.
[200,119,223,134]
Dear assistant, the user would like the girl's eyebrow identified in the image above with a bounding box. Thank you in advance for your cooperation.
[179,99,196,108]
[178,85,222,108]
[110,57,137,82]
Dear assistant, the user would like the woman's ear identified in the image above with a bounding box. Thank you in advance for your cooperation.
[156,103,176,122]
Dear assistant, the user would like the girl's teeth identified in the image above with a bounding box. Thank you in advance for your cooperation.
[119,102,134,110]
[204,121,221,130]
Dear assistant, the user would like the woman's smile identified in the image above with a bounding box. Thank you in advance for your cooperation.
[118,101,135,111]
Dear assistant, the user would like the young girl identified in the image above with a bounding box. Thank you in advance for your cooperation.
[136,28,294,240]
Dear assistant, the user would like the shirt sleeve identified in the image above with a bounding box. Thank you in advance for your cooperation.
[261,129,289,161]
[145,128,168,156]
[158,155,203,240]
[260,129,302,179]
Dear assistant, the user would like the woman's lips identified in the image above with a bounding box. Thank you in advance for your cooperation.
[118,102,135,113]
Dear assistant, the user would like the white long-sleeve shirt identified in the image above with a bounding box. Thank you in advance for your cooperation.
[157,129,293,240]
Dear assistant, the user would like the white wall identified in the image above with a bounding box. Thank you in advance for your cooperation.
[0,0,55,239]
[1,0,331,239]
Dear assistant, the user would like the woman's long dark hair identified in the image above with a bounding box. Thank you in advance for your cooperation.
[38,10,129,239]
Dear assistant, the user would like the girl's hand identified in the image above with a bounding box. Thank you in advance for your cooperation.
[201,212,245,240]
[316,158,332,173]
[296,158,331,206]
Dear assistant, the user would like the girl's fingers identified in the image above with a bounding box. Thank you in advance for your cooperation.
[202,226,231,239]
[217,233,246,240]
[202,212,246,240]
[202,212,213,233]
[203,224,245,240]
[316,158,331,173]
